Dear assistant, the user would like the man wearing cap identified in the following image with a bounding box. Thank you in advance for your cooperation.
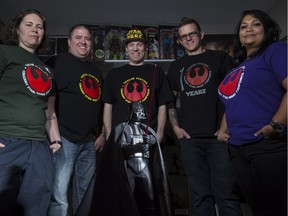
[102,28,174,143]
[93,28,174,216]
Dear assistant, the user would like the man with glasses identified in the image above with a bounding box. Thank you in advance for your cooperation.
[167,17,242,216]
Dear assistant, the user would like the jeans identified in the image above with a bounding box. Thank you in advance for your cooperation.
[229,138,287,216]
[179,137,242,216]
[0,135,53,216]
[47,136,96,216]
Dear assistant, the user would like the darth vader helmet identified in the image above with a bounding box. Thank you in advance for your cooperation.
[128,101,147,122]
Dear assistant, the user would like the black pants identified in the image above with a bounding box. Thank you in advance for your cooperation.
[229,138,287,216]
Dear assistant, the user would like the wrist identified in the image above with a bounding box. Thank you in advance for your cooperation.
[50,140,62,145]
[172,124,180,130]
[270,120,286,134]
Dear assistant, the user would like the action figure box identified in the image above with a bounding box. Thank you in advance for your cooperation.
[105,25,129,60]
[159,26,176,59]
[89,26,106,62]
[133,25,160,60]
[173,27,185,59]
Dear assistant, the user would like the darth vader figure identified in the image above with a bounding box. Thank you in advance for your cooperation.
[79,101,172,216]
[121,101,157,215]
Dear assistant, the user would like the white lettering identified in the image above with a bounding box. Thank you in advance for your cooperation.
[185,89,206,97]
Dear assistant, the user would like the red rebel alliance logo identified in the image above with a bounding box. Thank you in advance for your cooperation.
[185,63,210,88]
[79,73,101,101]
[121,77,150,103]
[219,66,245,99]
[22,64,52,96]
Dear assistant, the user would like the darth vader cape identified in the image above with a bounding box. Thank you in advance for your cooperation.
[75,122,173,216]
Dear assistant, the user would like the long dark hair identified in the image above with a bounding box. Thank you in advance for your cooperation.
[1,9,50,54]
[233,9,281,64]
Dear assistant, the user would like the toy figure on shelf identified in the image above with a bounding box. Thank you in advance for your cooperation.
[148,38,159,59]
[105,28,125,60]
[162,35,172,59]
[146,27,160,59]
[160,27,176,59]
[108,34,122,59]
[91,27,105,61]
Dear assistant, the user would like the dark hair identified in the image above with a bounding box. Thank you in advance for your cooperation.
[178,17,202,32]
[1,9,50,54]
[233,9,281,64]
[68,24,91,39]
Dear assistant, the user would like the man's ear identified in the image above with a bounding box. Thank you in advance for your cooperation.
[67,38,71,48]
[200,31,205,40]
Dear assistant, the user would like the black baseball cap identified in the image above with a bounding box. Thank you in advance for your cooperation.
[123,28,146,44]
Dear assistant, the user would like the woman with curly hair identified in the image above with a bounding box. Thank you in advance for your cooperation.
[0,9,61,216]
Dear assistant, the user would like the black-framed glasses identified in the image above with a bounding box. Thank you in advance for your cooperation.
[179,31,200,41]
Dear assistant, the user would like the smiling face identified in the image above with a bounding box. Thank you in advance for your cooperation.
[125,41,146,66]
[178,23,204,55]
[17,13,45,53]
[68,26,92,60]
[239,14,265,56]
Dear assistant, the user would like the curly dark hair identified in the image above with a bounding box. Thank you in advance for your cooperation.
[233,9,281,64]
[1,9,50,54]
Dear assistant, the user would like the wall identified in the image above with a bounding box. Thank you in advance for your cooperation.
[268,0,287,39]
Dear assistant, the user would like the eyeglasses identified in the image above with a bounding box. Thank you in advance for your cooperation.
[179,31,200,41]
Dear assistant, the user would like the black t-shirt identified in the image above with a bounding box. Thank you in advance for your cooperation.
[167,50,233,137]
[46,53,103,142]
[102,63,174,130]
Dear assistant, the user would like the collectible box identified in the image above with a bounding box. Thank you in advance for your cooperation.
[105,26,129,60]
[133,25,160,60]
[159,26,176,59]
[172,27,185,59]
[90,26,106,62]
